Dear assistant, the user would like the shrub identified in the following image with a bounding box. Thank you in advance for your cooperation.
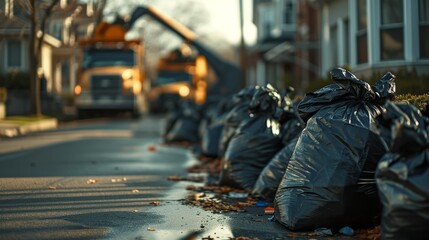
[5,70,31,89]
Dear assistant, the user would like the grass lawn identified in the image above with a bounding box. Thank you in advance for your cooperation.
[0,115,53,125]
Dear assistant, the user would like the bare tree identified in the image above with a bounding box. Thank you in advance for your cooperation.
[9,0,105,116]
[29,0,60,116]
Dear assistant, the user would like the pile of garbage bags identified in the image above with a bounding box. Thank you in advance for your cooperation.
[274,68,395,230]
[162,67,429,237]
[376,102,429,239]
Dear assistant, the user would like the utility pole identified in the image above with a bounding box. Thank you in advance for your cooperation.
[239,0,247,87]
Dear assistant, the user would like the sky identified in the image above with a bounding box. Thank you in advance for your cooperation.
[104,0,257,46]
[195,0,256,45]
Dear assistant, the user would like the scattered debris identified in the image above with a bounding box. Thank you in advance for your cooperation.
[339,226,354,236]
[255,201,268,207]
[264,207,274,215]
[48,186,56,190]
[183,184,256,213]
[228,192,249,198]
[132,189,140,193]
[354,226,381,240]
[148,145,157,151]
[111,177,127,183]
[147,227,156,231]
[314,227,333,236]
[150,201,161,206]
[230,237,260,240]
[187,159,222,175]
[86,179,97,184]
[167,175,204,183]
[186,185,247,195]
[132,209,139,213]
[201,236,214,240]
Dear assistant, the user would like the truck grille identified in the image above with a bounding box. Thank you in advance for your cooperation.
[90,75,122,101]
[91,75,122,92]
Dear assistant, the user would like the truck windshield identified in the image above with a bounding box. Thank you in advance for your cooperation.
[154,71,192,86]
[82,49,135,69]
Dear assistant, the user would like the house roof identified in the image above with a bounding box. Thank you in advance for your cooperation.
[0,13,29,36]
[0,13,61,48]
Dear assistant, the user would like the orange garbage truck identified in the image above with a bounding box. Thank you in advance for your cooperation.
[149,45,208,112]
[74,21,147,118]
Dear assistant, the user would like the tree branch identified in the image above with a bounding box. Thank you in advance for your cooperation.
[37,0,60,58]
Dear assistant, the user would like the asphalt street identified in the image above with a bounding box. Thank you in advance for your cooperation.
[0,115,292,240]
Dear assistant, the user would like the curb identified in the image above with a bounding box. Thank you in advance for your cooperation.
[0,118,58,138]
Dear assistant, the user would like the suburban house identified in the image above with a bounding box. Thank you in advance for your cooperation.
[321,0,429,78]
[0,3,61,90]
[0,0,99,115]
[250,0,429,95]
[248,0,320,95]
[0,0,99,95]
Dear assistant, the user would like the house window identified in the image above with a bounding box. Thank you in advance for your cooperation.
[380,0,404,60]
[330,24,338,67]
[49,20,63,40]
[356,0,368,64]
[283,1,295,25]
[7,40,22,68]
[420,0,429,58]
[344,19,350,64]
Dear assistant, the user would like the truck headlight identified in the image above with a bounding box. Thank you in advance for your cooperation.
[179,86,190,97]
[74,85,82,95]
[122,69,134,80]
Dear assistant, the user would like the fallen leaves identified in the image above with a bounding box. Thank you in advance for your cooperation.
[185,188,255,213]
[187,159,222,175]
[111,177,127,183]
[147,145,157,151]
[86,179,97,184]
[355,226,381,240]
[167,175,204,183]
[48,186,57,190]
[150,201,161,206]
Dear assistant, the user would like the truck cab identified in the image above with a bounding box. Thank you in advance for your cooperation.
[74,21,147,118]
[149,46,208,112]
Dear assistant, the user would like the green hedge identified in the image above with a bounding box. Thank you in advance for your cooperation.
[394,93,429,111]
[305,67,429,95]
[0,71,31,89]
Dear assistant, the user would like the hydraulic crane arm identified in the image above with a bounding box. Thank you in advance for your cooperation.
[124,5,244,98]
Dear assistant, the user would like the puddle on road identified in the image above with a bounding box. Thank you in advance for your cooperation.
[106,145,235,240]
[113,182,235,240]
[130,202,234,240]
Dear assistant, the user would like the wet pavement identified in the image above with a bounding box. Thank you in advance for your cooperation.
[0,115,373,239]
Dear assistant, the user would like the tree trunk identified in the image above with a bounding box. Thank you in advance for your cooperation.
[29,0,41,116]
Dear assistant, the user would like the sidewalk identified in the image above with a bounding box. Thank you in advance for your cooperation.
[0,117,58,137]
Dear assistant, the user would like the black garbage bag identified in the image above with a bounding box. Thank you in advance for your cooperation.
[219,84,285,190]
[201,113,227,157]
[252,97,305,202]
[274,68,395,231]
[376,102,429,240]
[200,95,242,158]
[279,99,305,145]
[252,137,299,202]
[164,101,202,143]
[163,104,182,138]
[219,86,257,157]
